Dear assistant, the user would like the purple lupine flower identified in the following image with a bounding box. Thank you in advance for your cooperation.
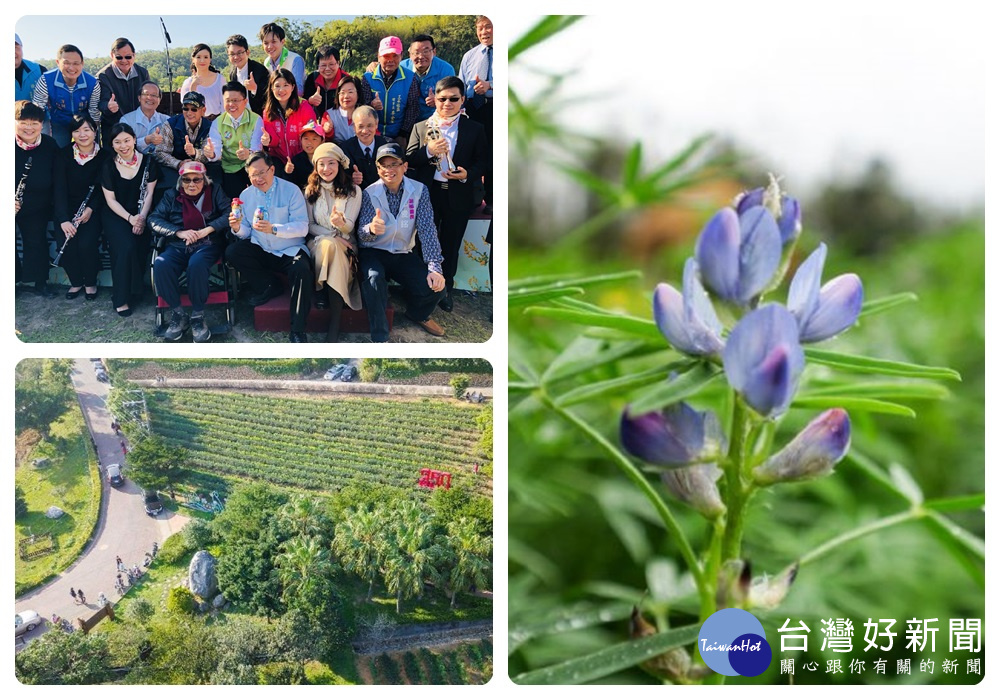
[661,463,726,518]
[787,243,864,343]
[653,259,724,356]
[695,204,782,306]
[752,408,852,485]
[735,175,802,247]
[723,304,805,417]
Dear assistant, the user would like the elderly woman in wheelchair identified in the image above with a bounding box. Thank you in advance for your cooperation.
[148,160,231,342]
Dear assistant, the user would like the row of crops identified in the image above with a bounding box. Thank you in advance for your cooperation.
[366,640,492,684]
[146,390,491,497]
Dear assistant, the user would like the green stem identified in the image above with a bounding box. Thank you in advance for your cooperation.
[798,510,921,566]
[540,392,704,589]
[721,398,752,562]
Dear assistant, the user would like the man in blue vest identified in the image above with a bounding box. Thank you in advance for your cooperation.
[361,36,422,146]
[356,142,446,341]
[15,34,45,103]
[400,34,455,122]
[32,44,101,147]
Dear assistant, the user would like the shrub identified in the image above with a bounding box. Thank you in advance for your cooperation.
[124,599,155,625]
[258,662,306,685]
[157,533,190,565]
[166,587,196,614]
[359,358,382,383]
[450,374,471,399]
[182,519,215,551]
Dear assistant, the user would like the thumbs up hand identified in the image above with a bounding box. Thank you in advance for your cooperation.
[108,92,119,113]
[370,208,385,235]
[285,159,294,174]
[329,206,347,230]
[245,72,257,94]
[424,87,435,107]
[203,137,215,160]
[371,92,383,111]
[308,87,323,107]
[260,130,271,147]
[474,74,490,95]
[148,127,163,146]
[184,135,196,157]
[351,164,363,186]
[236,139,249,161]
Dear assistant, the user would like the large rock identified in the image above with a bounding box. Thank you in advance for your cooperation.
[45,506,64,519]
[188,550,218,599]
[212,594,227,609]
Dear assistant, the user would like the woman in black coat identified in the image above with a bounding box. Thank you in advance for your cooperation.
[54,114,107,300]
[148,160,230,342]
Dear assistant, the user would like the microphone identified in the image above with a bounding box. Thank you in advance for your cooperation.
[160,17,171,43]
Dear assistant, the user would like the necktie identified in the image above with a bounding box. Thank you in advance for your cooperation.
[487,46,493,84]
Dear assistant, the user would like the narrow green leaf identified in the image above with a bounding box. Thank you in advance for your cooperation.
[509,287,585,307]
[888,464,924,506]
[544,340,651,384]
[924,511,984,560]
[512,624,700,685]
[841,451,911,504]
[921,516,985,589]
[556,162,620,199]
[509,381,538,393]
[622,142,643,187]
[791,396,916,417]
[511,270,642,295]
[647,133,714,184]
[524,306,664,341]
[805,348,962,381]
[923,493,985,513]
[629,364,723,414]
[799,381,949,401]
[555,362,696,407]
[859,292,919,319]
[509,601,634,654]
[509,15,585,61]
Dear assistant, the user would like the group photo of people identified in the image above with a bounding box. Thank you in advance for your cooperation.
[14,15,494,343]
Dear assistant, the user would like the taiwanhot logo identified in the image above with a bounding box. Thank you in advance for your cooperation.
[698,608,772,677]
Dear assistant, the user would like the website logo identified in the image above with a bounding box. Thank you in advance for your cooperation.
[698,608,772,676]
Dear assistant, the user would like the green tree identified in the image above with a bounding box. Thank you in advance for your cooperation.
[15,485,28,519]
[125,599,156,625]
[15,359,74,434]
[142,615,219,684]
[276,535,333,606]
[444,517,493,607]
[476,403,493,465]
[166,586,196,614]
[380,501,445,613]
[333,506,385,599]
[15,628,112,684]
[127,434,185,497]
[431,486,492,538]
[182,518,215,551]
[451,373,471,399]
[278,493,332,541]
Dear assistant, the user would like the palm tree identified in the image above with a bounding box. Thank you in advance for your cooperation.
[278,494,330,541]
[444,517,492,608]
[380,502,446,613]
[276,536,332,605]
[333,507,384,600]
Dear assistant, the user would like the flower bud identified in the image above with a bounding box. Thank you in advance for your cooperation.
[752,408,851,485]
[735,174,802,247]
[747,563,799,610]
[787,243,864,343]
[621,402,718,467]
[631,607,692,681]
[722,304,805,417]
[653,259,724,357]
[661,463,725,518]
[694,205,781,306]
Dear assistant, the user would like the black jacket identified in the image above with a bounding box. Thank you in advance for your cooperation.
[340,135,389,191]
[223,60,271,116]
[406,115,489,211]
[97,63,151,141]
[148,181,230,248]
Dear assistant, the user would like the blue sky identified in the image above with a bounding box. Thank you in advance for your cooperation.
[15,15,354,62]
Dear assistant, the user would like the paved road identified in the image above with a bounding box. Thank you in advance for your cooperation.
[16,359,189,637]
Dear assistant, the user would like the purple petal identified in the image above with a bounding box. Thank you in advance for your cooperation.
[787,243,827,327]
[735,187,765,215]
[723,304,805,417]
[621,405,703,466]
[799,273,864,342]
[695,208,741,300]
[682,259,724,355]
[778,197,802,245]
[653,283,691,353]
[753,409,851,484]
[736,206,782,303]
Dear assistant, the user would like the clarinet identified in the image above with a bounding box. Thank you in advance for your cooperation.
[52,185,96,267]
[133,158,151,228]
[15,156,32,209]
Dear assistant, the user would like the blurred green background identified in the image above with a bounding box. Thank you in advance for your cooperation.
[507,16,984,685]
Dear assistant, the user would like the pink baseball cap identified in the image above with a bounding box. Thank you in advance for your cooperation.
[178,160,207,176]
[378,36,403,56]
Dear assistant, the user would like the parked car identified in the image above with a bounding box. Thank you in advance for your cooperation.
[143,490,163,516]
[324,364,358,382]
[15,611,42,636]
[96,369,109,382]
[92,360,103,370]
[106,463,124,486]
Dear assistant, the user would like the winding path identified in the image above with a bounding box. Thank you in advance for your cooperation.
[15,359,189,635]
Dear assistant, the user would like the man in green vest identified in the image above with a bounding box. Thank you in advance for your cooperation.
[215,81,263,198]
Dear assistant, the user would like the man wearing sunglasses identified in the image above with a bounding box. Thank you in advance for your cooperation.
[406,76,489,312]
[97,37,150,146]
[156,91,223,191]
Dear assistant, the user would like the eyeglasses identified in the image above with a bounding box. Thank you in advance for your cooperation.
[376,161,404,171]
[227,50,246,58]
[140,92,160,99]
[181,177,204,184]
[182,106,201,112]
[410,48,433,56]
[436,96,462,103]
[114,54,134,61]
